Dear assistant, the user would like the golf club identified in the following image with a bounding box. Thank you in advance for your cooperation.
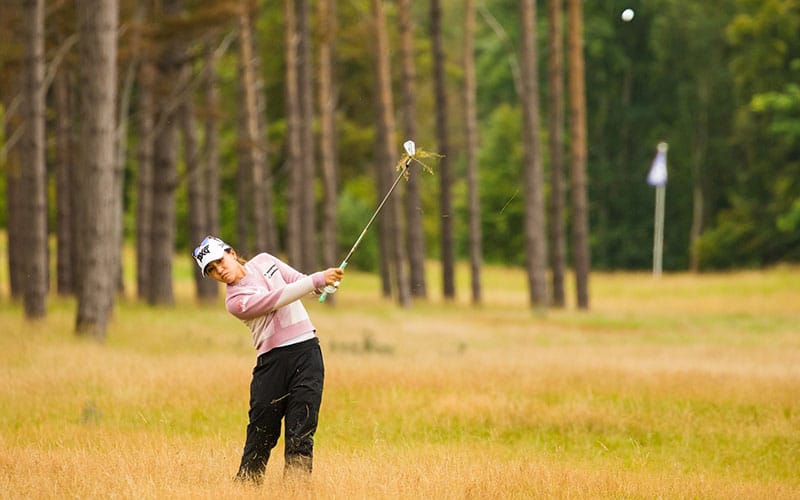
[319,140,417,302]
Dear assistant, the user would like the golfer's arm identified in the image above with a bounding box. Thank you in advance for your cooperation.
[272,273,326,309]
[227,273,326,319]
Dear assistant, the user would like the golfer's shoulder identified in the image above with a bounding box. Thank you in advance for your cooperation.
[248,252,280,267]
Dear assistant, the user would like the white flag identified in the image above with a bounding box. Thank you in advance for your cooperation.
[647,142,668,187]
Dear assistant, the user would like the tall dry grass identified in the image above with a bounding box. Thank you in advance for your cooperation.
[1,262,799,498]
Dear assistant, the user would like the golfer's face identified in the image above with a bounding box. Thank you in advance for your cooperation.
[206,252,239,284]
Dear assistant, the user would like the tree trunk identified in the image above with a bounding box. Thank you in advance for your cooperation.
[430,0,455,300]
[149,113,178,306]
[464,0,482,305]
[520,0,549,308]
[298,0,317,272]
[250,14,278,253]
[204,41,222,239]
[181,87,217,300]
[20,0,48,319]
[373,0,393,298]
[689,77,710,273]
[5,161,23,299]
[136,58,155,301]
[235,77,253,254]
[548,0,567,307]
[4,99,24,299]
[114,28,139,297]
[75,0,119,337]
[567,0,590,309]
[398,0,427,299]
[690,184,705,272]
[54,67,74,295]
[6,172,24,299]
[285,0,302,267]
[372,0,410,306]
[147,0,183,306]
[239,3,274,254]
[318,0,339,298]
[199,39,222,300]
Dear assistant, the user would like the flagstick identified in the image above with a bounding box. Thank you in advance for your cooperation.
[653,184,665,277]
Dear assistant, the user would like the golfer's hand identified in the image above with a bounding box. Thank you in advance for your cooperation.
[317,268,345,301]
[324,267,344,287]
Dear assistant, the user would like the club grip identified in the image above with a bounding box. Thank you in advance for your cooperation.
[318,262,348,303]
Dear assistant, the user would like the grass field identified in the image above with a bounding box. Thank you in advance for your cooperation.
[1,256,799,498]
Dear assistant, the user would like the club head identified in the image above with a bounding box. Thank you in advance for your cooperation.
[403,140,416,157]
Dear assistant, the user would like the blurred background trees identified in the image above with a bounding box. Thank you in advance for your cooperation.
[1,0,799,333]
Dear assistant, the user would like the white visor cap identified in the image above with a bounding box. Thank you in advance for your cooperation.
[192,236,232,276]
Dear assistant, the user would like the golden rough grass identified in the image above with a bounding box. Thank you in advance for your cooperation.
[3,440,793,499]
[1,263,800,498]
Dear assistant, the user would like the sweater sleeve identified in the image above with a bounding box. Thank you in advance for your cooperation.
[225,255,327,320]
[272,256,327,289]
[275,257,309,284]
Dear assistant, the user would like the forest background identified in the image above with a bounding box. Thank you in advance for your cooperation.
[1,0,799,335]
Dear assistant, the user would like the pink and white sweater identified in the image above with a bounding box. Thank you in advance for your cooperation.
[225,253,327,355]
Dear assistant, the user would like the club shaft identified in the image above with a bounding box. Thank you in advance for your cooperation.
[319,159,411,303]
[341,160,410,265]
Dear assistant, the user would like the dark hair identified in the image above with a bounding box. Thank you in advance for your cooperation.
[225,247,248,265]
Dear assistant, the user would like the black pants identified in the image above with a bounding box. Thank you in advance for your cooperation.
[236,337,324,483]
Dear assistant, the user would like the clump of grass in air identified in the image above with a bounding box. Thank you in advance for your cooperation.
[396,147,441,180]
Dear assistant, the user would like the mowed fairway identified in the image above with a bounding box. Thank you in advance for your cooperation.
[1,262,799,498]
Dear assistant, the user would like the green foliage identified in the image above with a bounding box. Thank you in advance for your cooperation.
[695,208,760,270]
[698,0,800,269]
[581,1,678,269]
[697,187,800,269]
[2,0,799,274]
[575,0,780,270]
[473,0,522,115]
[478,104,525,265]
[777,198,800,234]
[337,177,379,272]
[751,83,800,143]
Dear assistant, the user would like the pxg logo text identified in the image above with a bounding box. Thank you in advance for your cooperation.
[195,245,211,264]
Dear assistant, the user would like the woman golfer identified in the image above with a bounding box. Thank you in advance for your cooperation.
[192,236,344,483]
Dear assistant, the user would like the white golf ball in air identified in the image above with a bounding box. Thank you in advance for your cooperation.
[621,8,635,22]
